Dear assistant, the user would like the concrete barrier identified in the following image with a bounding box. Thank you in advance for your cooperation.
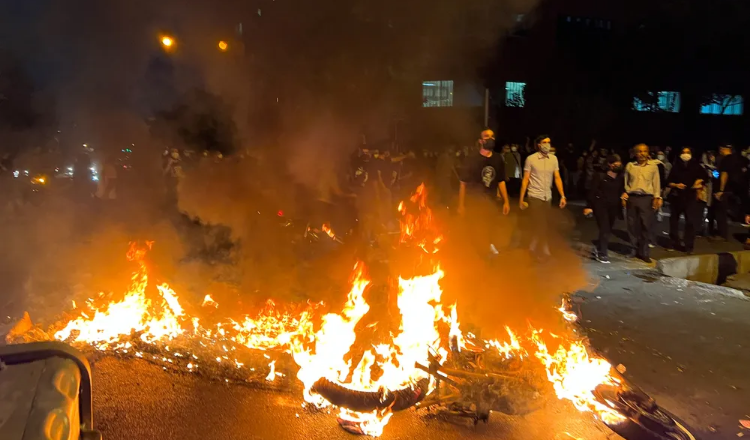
[657,250,750,285]
[657,254,720,284]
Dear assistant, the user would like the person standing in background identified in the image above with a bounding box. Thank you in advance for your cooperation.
[502,144,522,196]
[713,144,747,242]
[701,151,718,236]
[519,135,567,261]
[665,147,707,254]
[622,144,662,262]
[584,154,625,263]
[649,152,668,247]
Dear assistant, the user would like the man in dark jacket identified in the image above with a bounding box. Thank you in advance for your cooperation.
[666,147,708,253]
[584,154,625,263]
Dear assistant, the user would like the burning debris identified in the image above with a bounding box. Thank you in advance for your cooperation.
[8,184,695,439]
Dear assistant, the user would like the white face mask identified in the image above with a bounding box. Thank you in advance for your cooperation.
[511,147,517,152]
[680,153,692,162]
[540,143,551,154]
[657,154,665,161]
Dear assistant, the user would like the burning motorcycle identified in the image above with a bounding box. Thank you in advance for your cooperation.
[311,333,698,440]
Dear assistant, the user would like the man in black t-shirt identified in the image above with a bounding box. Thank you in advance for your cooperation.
[457,132,510,256]
[458,137,510,216]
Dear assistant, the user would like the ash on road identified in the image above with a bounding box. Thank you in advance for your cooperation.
[92,356,620,440]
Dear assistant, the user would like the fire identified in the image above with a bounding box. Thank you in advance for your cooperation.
[54,242,185,350]
[202,294,218,308]
[231,299,316,351]
[321,223,335,239]
[531,332,627,425]
[559,299,578,323]
[44,184,630,436]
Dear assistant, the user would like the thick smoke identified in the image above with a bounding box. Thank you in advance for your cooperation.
[0,0,576,332]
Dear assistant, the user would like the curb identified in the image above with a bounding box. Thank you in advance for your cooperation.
[657,250,750,286]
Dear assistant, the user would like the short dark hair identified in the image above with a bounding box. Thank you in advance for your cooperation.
[607,154,622,164]
[535,135,550,146]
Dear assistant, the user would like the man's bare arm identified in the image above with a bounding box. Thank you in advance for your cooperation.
[519,170,531,207]
[553,170,565,199]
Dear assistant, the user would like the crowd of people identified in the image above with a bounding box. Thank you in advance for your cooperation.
[341,130,750,264]
[4,130,750,265]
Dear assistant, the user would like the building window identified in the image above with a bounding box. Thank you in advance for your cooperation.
[633,91,681,113]
[700,94,744,115]
[505,82,526,108]
[422,81,454,107]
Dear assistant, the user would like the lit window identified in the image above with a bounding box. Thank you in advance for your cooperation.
[505,82,526,108]
[700,94,744,115]
[422,81,454,107]
[633,91,681,113]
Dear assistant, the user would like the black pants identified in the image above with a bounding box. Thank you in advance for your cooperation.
[593,203,619,257]
[528,197,552,255]
[713,194,731,239]
[669,197,702,251]
[627,195,654,258]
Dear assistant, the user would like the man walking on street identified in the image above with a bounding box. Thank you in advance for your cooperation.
[458,130,510,256]
[519,135,567,261]
[622,144,662,262]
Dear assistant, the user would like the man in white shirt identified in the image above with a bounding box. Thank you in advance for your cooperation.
[622,143,662,262]
[519,135,567,260]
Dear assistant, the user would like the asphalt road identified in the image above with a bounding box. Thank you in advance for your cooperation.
[577,261,750,439]
[92,356,621,440]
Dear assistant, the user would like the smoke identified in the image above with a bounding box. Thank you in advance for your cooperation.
[0,0,554,329]
[438,193,588,338]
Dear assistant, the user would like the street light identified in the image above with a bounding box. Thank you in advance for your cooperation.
[160,35,175,50]
[218,40,228,52]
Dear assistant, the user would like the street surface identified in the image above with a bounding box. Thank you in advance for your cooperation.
[92,356,619,440]
[577,255,750,440]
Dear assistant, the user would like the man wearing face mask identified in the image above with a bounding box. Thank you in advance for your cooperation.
[583,155,625,263]
[519,135,567,260]
[458,129,510,256]
[622,144,662,262]
[666,147,707,253]
[458,129,510,217]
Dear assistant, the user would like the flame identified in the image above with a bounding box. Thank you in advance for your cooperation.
[46,184,630,436]
[202,295,218,308]
[321,223,336,239]
[231,299,316,351]
[531,331,627,425]
[559,299,578,323]
[54,242,185,350]
[266,360,276,381]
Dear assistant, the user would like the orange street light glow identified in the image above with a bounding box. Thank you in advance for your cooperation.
[218,40,228,51]
[161,36,174,48]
